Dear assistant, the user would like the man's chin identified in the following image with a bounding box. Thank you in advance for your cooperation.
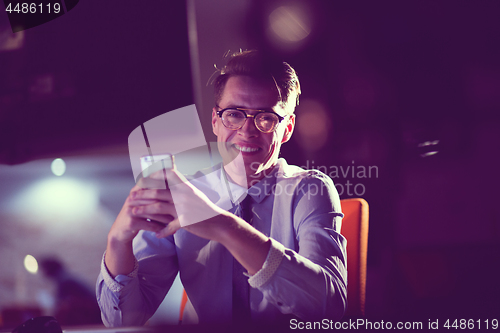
[243,161,261,177]
[246,158,278,177]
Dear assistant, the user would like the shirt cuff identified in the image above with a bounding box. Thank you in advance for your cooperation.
[248,238,285,289]
[101,252,139,293]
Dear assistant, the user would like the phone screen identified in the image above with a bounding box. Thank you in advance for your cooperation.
[140,154,174,177]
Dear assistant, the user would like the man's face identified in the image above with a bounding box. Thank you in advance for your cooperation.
[212,75,295,180]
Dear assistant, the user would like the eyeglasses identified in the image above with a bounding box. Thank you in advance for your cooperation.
[216,106,286,133]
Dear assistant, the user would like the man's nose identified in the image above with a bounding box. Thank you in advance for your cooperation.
[238,117,259,136]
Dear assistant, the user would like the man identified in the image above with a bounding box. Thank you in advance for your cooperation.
[96,50,347,326]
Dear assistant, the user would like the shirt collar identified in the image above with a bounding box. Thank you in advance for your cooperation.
[216,161,281,205]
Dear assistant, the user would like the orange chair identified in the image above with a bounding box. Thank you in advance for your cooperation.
[340,198,369,317]
[179,289,189,323]
[179,198,369,321]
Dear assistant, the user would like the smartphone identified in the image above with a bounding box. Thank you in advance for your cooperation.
[140,153,174,177]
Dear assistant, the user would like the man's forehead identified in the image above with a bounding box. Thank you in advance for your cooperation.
[219,75,282,109]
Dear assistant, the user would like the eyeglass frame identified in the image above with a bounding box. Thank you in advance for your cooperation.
[215,105,287,133]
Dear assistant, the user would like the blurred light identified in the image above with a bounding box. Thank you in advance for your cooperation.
[51,158,66,176]
[295,99,331,152]
[15,177,99,221]
[0,28,24,52]
[268,5,311,43]
[418,140,439,147]
[24,255,38,274]
[29,74,55,101]
[421,151,439,158]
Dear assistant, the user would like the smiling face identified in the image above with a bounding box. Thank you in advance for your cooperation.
[212,75,295,186]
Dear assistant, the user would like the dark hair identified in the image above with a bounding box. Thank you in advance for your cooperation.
[213,50,301,111]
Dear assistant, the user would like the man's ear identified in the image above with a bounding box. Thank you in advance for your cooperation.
[281,114,295,143]
[212,108,219,137]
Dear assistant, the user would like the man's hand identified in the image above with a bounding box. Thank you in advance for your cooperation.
[155,169,270,275]
[143,169,230,240]
[105,173,177,277]
[106,168,270,277]
[108,178,174,244]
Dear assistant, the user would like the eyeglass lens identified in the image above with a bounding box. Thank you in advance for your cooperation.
[222,110,279,133]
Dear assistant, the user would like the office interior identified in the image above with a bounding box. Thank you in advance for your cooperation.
[0,0,499,330]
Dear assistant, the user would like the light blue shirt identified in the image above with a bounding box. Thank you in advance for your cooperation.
[96,158,347,326]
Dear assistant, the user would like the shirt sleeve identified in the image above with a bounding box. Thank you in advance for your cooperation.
[99,252,139,293]
[247,240,285,288]
[96,231,179,327]
[250,172,348,320]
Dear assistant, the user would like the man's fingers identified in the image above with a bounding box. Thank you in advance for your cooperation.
[136,175,168,190]
[131,202,176,218]
[130,217,165,234]
[130,189,173,202]
[148,168,168,180]
[128,198,157,206]
[155,219,181,238]
[133,213,175,225]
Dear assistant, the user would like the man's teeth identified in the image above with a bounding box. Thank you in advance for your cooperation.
[235,144,259,152]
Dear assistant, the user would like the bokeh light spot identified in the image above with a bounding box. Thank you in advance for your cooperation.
[295,99,331,152]
[24,255,38,274]
[51,158,66,176]
[421,151,439,158]
[268,5,311,43]
[15,177,99,222]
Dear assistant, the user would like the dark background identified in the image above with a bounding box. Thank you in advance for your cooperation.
[0,0,499,326]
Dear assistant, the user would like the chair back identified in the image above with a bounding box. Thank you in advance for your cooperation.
[340,198,369,317]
